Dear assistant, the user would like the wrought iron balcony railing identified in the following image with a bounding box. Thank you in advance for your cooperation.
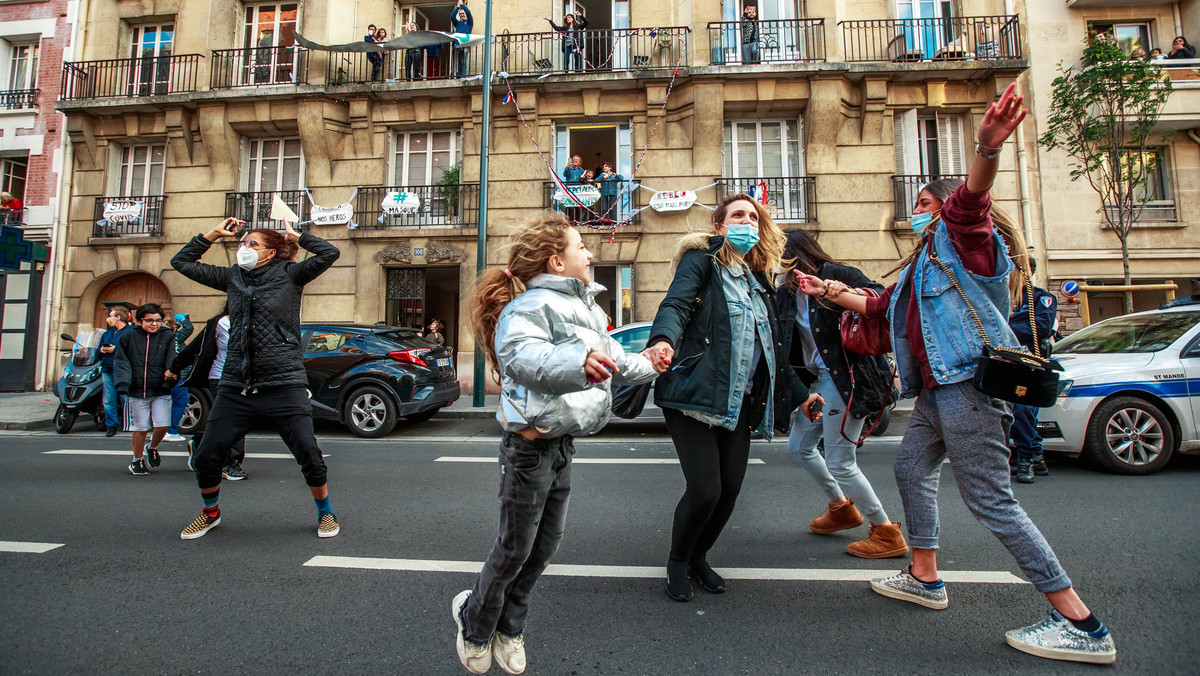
[498,27,689,77]
[892,174,968,219]
[92,195,166,237]
[327,44,482,84]
[841,15,1021,63]
[224,190,309,230]
[211,46,308,88]
[60,55,202,100]
[542,179,643,226]
[354,183,480,228]
[0,88,38,109]
[718,176,817,222]
[707,19,826,65]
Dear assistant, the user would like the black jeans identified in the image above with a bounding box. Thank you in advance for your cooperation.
[1010,403,1043,461]
[664,400,753,562]
[194,384,327,490]
[464,432,574,643]
[404,50,422,80]
[191,379,246,465]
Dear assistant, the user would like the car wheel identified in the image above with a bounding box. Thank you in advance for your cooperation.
[343,385,398,438]
[405,408,440,423]
[178,389,208,436]
[1084,396,1176,475]
[54,405,77,434]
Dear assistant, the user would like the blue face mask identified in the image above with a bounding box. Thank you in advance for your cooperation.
[911,211,935,232]
[725,223,760,255]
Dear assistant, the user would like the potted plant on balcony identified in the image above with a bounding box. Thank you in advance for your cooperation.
[438,163,462,224]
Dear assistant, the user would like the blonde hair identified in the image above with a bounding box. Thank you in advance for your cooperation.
[470,212,574,372]
[711,193,784,282]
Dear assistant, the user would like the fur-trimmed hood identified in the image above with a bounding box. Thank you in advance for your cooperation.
[670,232,722,271]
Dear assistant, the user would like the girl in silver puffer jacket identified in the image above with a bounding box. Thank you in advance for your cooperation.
[450,213,656,675]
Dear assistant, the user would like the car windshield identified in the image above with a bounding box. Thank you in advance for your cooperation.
[611,325,651,354]
[378,329,440,348]
[1054,310,1200,354]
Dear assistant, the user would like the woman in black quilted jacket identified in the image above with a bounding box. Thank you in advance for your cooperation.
[171,217,341,541]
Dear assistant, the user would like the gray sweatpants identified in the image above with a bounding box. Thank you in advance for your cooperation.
[894,380,1072,593]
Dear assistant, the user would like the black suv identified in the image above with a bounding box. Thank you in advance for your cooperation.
[179,324,460,438]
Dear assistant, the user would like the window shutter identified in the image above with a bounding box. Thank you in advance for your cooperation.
[938,114,965,175]
[894,109,918,175]
[238,137,250,191]
[118,22,133,59]
[106,144,123,196]
[795,114,807,177]
[387,131,398,185]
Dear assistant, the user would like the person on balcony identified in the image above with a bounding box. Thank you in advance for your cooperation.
[368,28,388,81]
[451,0,474,78]
[741,5,760,64]
[545,10,589,73]
[1166,35,1196,60]
[404,22,423,80]
[0,192,23,223]
[562,155,585,183]
[597,162,624,222]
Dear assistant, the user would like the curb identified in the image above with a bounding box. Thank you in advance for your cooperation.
[1,420,55,431]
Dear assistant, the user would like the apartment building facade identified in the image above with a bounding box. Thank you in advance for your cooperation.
[1024,0,1200,329]
[55,0,1032,393]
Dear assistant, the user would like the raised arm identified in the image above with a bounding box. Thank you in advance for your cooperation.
[967,82,1027,195]
[171,217,240,292]
[287,225,341,286]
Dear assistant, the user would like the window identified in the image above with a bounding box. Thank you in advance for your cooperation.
[1103,148,1176,222]
[1087,21,1152,58]
[1,158,27,200]
[305,331,350,353]
[386,268,425,331]
[893,109,965,217]
[243,3,298,50]
[392,130,460,185]
[243,137,303,192]
[722,119,811,220]
[128,24,174,94]
[115,144,166,197]
[593,265,634,327]
[7,42,39,91]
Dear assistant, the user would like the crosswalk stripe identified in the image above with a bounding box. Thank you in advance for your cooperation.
[43,450,315,459]
[303,555,1027,584]
[0,541,64,554]
[435,457,766,465]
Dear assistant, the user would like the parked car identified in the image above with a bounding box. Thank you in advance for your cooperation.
[178,323,460,438]
[1039,297,1200,474]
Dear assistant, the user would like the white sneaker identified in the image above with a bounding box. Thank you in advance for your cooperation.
[452,590,492,674]
[1005,610,1116,664]
[162,433,187,442]
[492,632,526,674]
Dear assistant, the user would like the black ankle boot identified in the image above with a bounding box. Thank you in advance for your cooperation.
[687,559,726,594]
[1015,459,1035,484]
[665,559,693,601]
[1031,454,1050,476]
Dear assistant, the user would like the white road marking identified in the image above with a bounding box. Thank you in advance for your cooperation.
[0,541,64,554]
[44,450,318,459]
[303,556,1027,584]
[435,457,766,465]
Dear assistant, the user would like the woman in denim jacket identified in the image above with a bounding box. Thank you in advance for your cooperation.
[794,84,1116,665]
[644,194,821,602]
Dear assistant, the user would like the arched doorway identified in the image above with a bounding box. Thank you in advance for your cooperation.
[92,272,172,328]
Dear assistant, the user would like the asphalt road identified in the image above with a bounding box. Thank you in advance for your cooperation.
[1,420,1197,675]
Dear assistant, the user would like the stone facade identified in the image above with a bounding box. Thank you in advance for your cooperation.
[55,0,1035,392]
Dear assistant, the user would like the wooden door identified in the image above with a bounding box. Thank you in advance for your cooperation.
[93,273,173,328]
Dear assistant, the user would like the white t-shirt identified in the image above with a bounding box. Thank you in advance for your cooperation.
[208,316,231,380]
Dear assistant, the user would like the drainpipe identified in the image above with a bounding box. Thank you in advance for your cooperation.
[1006,1,1040,279]
[1174,3,1183,37]
[1187,129,1200,148]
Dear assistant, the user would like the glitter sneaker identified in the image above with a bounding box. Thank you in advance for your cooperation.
[452,590,493,674]
[870,567,948,610]
[180,513,220,540]
[317,513,340,538]
[1005,610,1116,664]
[492,632,527,674]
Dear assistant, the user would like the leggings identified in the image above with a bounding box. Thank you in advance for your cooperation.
[664,400,752,562]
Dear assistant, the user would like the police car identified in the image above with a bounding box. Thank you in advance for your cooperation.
[1038,297,1200,475]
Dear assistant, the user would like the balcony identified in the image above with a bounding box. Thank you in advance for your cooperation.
[327,46,481,84]
[353,184,480,229]
[211,46,308,89]
[717,177,817,222]
[60,55,202,100]
[542,180,643,226]
[892,174,967,220]
[91,196,166,237]
[841,16,1021,63]
[0,89,38,110]
[224,190,309,230]
[707,19,826,65]
[1154,59,1200,132]
[498,28,689,77]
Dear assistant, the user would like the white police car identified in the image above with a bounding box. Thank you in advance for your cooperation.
[1038,298,1200,474]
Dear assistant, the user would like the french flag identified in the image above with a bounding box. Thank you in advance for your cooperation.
[501,91,512,105]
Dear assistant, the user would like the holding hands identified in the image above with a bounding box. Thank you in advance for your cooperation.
[641,341,674,373]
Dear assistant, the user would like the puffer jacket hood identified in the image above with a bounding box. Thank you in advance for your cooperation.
[670,232,717,271]
[495,273,657,437]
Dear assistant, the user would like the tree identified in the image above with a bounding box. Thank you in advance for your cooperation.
[1038,36,1174,314]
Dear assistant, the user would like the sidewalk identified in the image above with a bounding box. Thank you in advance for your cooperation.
[0,389,914,433]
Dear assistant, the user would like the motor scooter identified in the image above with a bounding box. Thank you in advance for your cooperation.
[51,330,107,434]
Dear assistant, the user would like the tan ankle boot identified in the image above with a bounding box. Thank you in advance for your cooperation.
[846,521,910,559]
[809,498,864,534]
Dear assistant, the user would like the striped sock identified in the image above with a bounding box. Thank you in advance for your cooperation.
[202,490,220,518]
[315,496,332,517]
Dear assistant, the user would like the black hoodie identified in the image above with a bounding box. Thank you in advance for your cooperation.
[114,326,177,398]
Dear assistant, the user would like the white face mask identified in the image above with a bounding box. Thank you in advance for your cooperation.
[237,245,261,270]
